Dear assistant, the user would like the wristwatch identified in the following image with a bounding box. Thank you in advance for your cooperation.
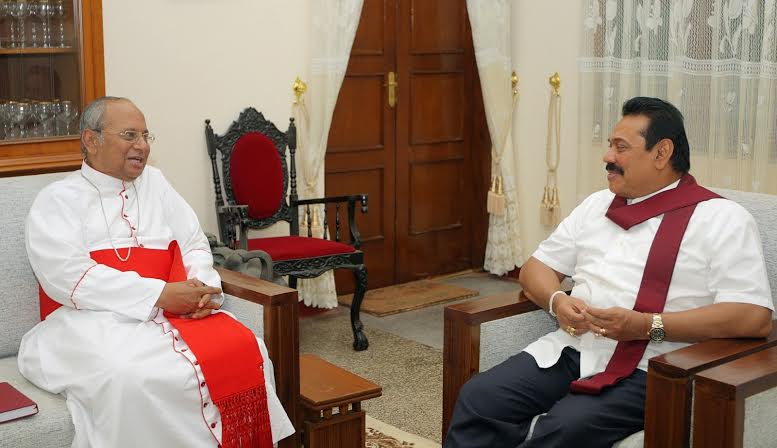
[648,313,665,343]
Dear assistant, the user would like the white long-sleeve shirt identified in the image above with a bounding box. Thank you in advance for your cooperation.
[524,180,774,379]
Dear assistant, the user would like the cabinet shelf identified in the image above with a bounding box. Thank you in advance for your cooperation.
[0,0,104,177]
[0,47,77,56]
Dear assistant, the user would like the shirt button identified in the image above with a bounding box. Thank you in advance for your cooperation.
[200,382,206,388]
[203,402,208,408]
[131,226,136,230]
[181,348,188,352]
[194,361,199,366]
[123,214,128,218]
[211,422,217,429]
[174,337,178,341]
[125,195,129,199]
[139,244,144,248]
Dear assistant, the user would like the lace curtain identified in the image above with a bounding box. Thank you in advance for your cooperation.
[578,0,777,199]
[297,0,364,308]
[467,0,524,275]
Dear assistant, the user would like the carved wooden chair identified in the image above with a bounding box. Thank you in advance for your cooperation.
[205,107,370,350]
[442,188,777,447]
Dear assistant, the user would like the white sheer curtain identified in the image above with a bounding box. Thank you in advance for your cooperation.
[297,0,364,308]
[579,0,777,200]
[467,0,524,275]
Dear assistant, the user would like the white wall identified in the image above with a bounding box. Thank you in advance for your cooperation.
[511,0,584,259]
[103,0,583,262]
[102,0,310,236]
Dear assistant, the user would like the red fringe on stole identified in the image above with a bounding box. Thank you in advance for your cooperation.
[217,386,274,448]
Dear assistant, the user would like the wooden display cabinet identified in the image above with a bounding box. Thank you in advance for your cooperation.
[0,0,104,176]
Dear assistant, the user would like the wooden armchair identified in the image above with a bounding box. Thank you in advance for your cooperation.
[442,188,777,447]
[205,107,370,350]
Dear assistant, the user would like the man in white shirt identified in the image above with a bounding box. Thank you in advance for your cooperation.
[19,96,294,447]
[445,97,774,448]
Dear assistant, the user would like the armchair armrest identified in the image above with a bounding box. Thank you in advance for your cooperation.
[442,291,538,439]
[215,204,249,249]
[293,194,368,248]
[216,267,299,448]
[645,323,777,447]
[691,343,777,448]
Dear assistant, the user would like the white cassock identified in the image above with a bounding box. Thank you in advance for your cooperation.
[18,161,294,447]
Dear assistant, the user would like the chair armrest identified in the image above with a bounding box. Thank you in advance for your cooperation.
[293,194,368,248]
[217,267,299,447]
[442,291,539,439]
[644,323,777,447]
[691,343,777,448]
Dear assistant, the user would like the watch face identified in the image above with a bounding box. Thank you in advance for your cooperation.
[650,327,666,342]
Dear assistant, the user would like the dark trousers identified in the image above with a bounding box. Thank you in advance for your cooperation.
[445,347,647,448]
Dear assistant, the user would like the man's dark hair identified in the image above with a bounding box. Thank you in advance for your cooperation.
[621,96,690,173]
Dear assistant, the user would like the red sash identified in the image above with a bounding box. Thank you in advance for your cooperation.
[569,174,721,394]
[39,241,273,447]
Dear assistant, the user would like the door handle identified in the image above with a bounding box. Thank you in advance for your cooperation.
[385,71,398,108]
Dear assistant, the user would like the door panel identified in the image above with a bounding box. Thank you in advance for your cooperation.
[326,0,396,291]
[326,0,489,290]
[395,0,475,282]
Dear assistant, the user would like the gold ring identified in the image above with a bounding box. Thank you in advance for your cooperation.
[565,326,577,337]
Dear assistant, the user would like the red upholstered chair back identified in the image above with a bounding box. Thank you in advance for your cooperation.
[205,108,297,239]
[230,132,284,220]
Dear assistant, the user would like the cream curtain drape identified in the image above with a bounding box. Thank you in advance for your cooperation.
[467,0,524,275]
[579,0,777,200]
[297,0,364,308]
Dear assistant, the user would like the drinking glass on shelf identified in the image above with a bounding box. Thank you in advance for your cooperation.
[10,101,31,139]
[0,101,9,139]
[26,0,41,47]
[52,0,64,46]
[9,0,27,48]
[57,100,77,135]
[37,101,55,137]
[0,1,11,48]
[38,0,49,47]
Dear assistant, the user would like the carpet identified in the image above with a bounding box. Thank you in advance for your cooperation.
[367,415,440,448]
[300,312,444,443]
[338,279,479,316]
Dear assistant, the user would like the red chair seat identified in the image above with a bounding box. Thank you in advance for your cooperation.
[246,236,356,261]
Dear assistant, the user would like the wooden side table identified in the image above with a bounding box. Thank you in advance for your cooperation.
[299,354,382,448]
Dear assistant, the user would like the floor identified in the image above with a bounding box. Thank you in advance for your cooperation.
[307,270,522,350]
[299,270,523,443]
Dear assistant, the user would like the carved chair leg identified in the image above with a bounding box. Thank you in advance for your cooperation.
[350,265,369,351]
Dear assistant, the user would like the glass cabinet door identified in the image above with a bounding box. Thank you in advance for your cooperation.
[0,0,104,175]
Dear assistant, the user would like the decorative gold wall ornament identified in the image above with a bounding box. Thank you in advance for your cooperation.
[293,77,308,105]
[541,72,562,226]
[487,71,520,216]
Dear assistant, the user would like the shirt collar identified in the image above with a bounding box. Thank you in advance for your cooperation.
[627,179,682,205]
[80,161,138,191]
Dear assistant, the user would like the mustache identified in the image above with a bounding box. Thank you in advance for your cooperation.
[606,163,624,175]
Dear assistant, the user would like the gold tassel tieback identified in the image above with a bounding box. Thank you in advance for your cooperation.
[487,175,506,216]
[540,72,562,226]
[310,208,323,238]
[540,185,561,226]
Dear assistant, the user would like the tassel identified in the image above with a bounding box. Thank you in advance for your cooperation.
[487,175,506,216]
[540,186,561,226]
[310,208,323,238]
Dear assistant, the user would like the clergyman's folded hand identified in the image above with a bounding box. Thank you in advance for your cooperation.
[156,278,222,317]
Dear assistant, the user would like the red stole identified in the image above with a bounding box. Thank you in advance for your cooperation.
[569,174,721,394]
[39,241,274,448]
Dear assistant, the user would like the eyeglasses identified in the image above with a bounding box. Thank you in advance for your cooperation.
[98,129,156,144]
